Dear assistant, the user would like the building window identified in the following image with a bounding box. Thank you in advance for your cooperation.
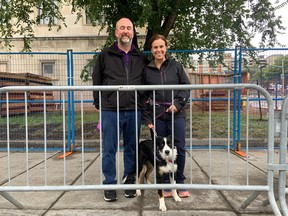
[85,13,91,25]
[38,1,57,25]
[42,62,55,76]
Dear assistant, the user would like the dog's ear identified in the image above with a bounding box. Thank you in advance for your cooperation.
[155,137,164,151]
[167,135,180,143]
[167,135,173,143]
[156,136,163,143]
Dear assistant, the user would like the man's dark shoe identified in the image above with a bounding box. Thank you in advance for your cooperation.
[104,190,117,202]
[123,175,136,198]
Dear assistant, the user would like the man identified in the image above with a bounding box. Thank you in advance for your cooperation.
[92,18,147,202]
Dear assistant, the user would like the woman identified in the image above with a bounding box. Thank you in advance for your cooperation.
[142,34,190,198]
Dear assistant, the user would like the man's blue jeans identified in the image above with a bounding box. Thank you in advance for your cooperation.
[101,110,141,184]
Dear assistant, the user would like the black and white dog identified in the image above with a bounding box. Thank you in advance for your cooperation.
[136,136,182,211]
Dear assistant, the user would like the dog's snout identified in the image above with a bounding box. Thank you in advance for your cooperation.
[165,150,170,155]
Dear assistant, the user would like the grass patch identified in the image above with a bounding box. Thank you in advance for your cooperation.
[0,109,268,139]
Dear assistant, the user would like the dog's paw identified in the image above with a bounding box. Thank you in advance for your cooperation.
[172,190,182,202]
[136,189,142,196]
[159,198,167,211]
[174,195,182,202]
[159,204,167,211]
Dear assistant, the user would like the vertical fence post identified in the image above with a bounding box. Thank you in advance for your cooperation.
[66,49,75,152]
[237,47,243,146]
[232,46,239,149]
[70,50,75,147]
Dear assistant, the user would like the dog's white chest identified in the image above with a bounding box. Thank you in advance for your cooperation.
[159,162,177,175]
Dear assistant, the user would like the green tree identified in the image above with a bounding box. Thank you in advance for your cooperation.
[0,0,286,52]
[73,0,286,50]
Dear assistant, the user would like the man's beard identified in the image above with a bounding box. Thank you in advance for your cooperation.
[119,35,132,46]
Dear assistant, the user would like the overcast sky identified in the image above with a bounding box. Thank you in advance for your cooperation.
[252,1,288,47]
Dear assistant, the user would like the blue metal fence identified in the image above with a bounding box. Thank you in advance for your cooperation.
[0,47,288,151]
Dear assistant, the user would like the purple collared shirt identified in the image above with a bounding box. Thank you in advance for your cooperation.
[115,43,135,66]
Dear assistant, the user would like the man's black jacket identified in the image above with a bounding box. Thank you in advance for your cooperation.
[92,43,147,110]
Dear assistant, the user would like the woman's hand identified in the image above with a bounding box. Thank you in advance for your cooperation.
[148,123,154,129]
[166,105,178,113]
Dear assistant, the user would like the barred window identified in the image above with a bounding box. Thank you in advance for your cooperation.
[42,62,55,76]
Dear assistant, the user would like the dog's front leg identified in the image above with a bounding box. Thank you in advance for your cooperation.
[172,187,181,202]
[157,174,167,211]
[158,189,167,211]
[170,175,182,202]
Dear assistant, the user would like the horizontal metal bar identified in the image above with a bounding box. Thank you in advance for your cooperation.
[268,164,288,171]
[0,83,269,93]
[0,184,270,192]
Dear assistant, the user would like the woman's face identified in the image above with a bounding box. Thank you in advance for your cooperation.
[151,38,167,61]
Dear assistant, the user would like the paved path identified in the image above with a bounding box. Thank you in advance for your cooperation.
[0,149,282,215]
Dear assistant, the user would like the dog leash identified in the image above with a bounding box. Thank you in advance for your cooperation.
[150,127,158,138]
[146,99,172,119]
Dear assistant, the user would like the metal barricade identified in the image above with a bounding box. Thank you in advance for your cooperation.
[0,84,283,215]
